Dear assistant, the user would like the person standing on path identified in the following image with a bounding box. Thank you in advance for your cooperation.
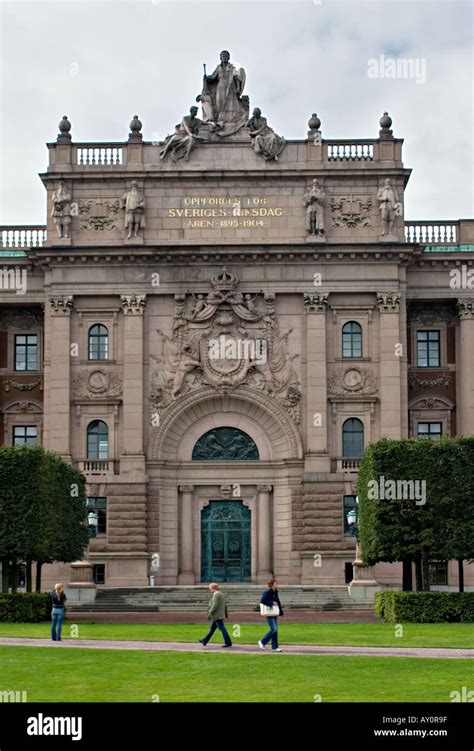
[259,578,284,652]
[50,583,67,642]
[199,583,233,648]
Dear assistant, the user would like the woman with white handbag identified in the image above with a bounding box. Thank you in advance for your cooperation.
[258,578,284,652]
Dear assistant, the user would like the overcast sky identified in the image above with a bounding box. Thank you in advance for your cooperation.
[0,0,472,224]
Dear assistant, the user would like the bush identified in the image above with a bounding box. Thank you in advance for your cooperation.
[375,591,474,623]
[0,593,51,622]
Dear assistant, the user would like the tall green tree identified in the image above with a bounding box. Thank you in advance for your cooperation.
[357,437,474,592]
[0,445,88,592]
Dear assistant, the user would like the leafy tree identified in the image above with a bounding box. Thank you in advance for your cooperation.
[357,437,474,592]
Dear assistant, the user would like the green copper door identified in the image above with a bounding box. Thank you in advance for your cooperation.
[201,501,251,582]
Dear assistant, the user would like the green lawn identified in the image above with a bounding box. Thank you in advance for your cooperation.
[0,621,473,648]
[0,646,471,702]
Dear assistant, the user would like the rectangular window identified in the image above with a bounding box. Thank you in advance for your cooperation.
[14,334,38,371]
[417,422,442,439]
[13,426,37,446]
[343,495,358,534]
[429,562,448,586]
[86,497,107,535]
[416,330,440,367]
[92,564,105,585]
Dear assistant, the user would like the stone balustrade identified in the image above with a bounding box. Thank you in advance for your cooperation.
[326,141,374,161]
[331,456,363,473]
[75,144,124,166]
[0,226,47,248]
[77,459,118,475]
[405,221,459,244]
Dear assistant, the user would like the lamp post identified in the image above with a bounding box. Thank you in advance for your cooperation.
[346,496,363,571]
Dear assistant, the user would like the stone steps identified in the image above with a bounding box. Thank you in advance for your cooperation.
[70,585,372,612]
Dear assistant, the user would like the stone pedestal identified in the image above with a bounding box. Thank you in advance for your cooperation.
[178,485,195,584]
[348,543,381,602]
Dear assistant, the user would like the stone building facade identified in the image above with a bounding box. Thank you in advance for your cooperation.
[1,69,473,592]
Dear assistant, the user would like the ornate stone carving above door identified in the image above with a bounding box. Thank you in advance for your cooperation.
[328,366,378,396]
[72,369,122,399]
[149,267,301,423]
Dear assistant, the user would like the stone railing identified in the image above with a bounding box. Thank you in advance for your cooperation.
[331,457,363,473]
[77,459,117,475]
[404,221,459,245]
[0,226,47,248]
[74,144,124,166]
[325,140,375,161]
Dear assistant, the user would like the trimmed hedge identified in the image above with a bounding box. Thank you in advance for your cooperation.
[0,593,51,622]
[376,590,474,623]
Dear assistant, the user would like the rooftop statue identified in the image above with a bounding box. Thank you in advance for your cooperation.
[200,50,247,137]
[160,106,203,162]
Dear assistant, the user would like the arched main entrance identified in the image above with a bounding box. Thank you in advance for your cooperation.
[201,501,251,582]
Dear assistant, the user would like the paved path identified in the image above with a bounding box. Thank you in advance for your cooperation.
[0,637,471,659]
[67,610,376,623]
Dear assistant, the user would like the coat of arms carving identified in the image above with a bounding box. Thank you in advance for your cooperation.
[149,267,301,422]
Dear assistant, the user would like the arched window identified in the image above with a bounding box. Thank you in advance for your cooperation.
[88,324,109,360]
[342,418,364,457]
[342,321,362,358]
[192,427,259,461]
[87,420,109,459]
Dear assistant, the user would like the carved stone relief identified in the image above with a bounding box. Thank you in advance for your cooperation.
[328,366,378,396]
[149,267,301,423]
[79,199,121,231]
[72,369,122,399]
[331,195,372,228]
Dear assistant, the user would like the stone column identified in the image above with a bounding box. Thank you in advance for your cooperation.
[178,485,195,584]
[120,295,146,473]
[377,292,402,438]
[257,485,272,580]
[43,295,73,459]
[303,293,330,473]
[457,300,474,435]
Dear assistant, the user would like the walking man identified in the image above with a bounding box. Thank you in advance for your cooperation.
[199,583,233,648]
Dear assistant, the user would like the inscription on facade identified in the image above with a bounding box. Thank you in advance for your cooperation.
[165,196,285,229]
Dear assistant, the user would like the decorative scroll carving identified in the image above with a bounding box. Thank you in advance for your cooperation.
[328,367,378,396]
[304,292,329,313]
[79,199,121,231]
[121,295,146,315]
[149,267,300,423]
[331,195,372,228]
[50,296,73,315]
[407,304,456,324]
[376,292,401,312]
[0,310,42,329]
[72,369,122,399]
[4,401,41,414]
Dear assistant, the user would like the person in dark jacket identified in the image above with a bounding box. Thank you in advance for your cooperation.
[258,578,283,652]
[199,583,232,647]
[50,583,67,641]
